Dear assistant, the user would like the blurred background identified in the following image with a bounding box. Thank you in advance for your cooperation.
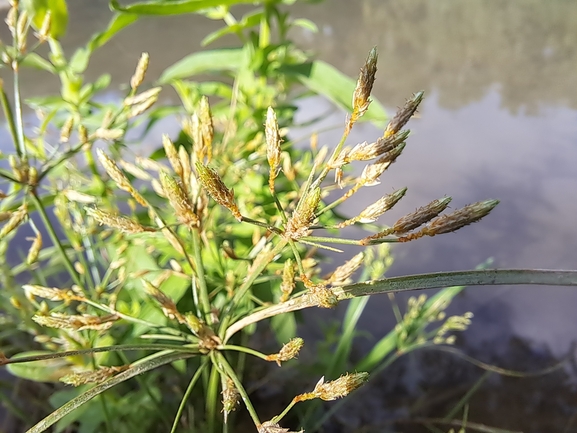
[1,1,576,431]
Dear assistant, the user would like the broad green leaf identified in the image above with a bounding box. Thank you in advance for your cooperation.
[280,60,387,125]
[158,48,244,83]
[292,18,318,33]
[6,351,73,382]
[22,0,68,39]
[201,11,264,46]
[86,13,139,53]
[69,48,91,74]
[110,0,254,15]
[159,273,190,303]
[21,53,55,73]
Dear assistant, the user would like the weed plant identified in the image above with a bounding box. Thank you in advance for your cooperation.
[1,1,577,433]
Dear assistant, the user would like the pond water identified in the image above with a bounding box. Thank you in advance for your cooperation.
[1,0,577,432]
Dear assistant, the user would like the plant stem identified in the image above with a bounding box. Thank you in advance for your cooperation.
[170,360,208,433]
[192,227,211,323]
[29,192,83,288]
[218,345,268,361]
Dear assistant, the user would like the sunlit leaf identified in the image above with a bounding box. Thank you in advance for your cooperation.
[22,0,68,39]
[159,48,244,83]
[21,53,55,73]
[110,0,254,15]
[6,351,73,382]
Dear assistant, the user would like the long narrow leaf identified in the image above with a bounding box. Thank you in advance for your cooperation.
[109,0,254,15]
[26,351,196,433]
[158,48,244,83]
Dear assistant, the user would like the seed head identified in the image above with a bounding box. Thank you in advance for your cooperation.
[384,91,424,138]
[142,279,184,323]
[345,130,409,164]
[284,187,321,240]
[86,207,151,234]
[327,252,364,286]
[23,284,76,303]
[159,171,199,228]
[266,337,304,366]
[280,258,295,302]
[221,377,240,423]
[26,232,42,265]
[162,134,183,179]
[258,421,303,433]
[60,116,74,143]
[32,313,118,331]
[61,365,129,386]
[0,203,27,240]
[195,163,241,221]
[199,96,214,162]
[392,196,453,235]
[311,372,369,401]
[360,142,406,186]
[130,52,150,90]
[338,188,407,228]
[266,107,282,191]
[350,47,378,127]
[35,10,51,42]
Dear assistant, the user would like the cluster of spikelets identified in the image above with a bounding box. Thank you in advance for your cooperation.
[0,34,499,432]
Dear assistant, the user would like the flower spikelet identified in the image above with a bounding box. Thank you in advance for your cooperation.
[349,47,378,128]
[199,96,214,162]
[258,421,303,433]
[280,258,295,302]
[345,130,409,163]
[86,207,151,234]
[338,188,407,228]
[61,365,129,386]
[221,377,240,423]
[195,163,241,221]
[130,52,149,90]
[23,285,77,303]
[0,203,27,240]
[162,134,183,179]
[159,171,199,228]
[96,149,147,206]
[327,252,364,286]
[392,196,453,235]
[26,232,42,265]
[304,277,338,309]
[33,313,118,331]
[265,337,304,366]
[285,187,321,240]
[142,279,184,323]
[312,372,369,401]
[360,142,406,186]
[266,106,282,191]
[384,91,424,138]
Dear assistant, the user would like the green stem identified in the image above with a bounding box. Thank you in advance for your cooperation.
[218,238,288,338]
[0,82,19,153]
[271,399,297,424]
[218,345,268,361]
[29,192,83,288]
[192,227,211,323]
[206,360,220,433]
[215,352,261,427]
[170,360,208,433]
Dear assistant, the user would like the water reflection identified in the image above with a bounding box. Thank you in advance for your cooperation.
[1,0,577,431]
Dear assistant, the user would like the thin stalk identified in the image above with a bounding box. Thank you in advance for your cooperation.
[271,398,298,424]
[192,227,211,324]
[288,239,306,277]
[218,345,268,361]
[12,24,26,160]
[170,360,208,433]
[206,360,221,433]
[218,238,288,338]
[29,192,83,288]
[215,352,261,427]
[0,82,19,152]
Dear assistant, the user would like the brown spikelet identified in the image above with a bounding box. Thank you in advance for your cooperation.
[159,171,199,228]
[345,130,409,164]
[195,163,241,221]
[327,252,364,286]
[0,203,27,240]
[338,188,407,228]
[360,143,406,186]
[199,96,214,162]
[384,91,424,138]
[130,52,150,90]
[284,187,321,240]
[280,258,295,302]
[162,134,183,179]
[349,47,378,130]
[312,372,369,401]
[32,312,118,331]
[86,207,152,234]
[61,365,129,386]
[266,106,282,192]
[393,196,453,234]
[265,337,304,366]
[221,377,240,423]
[142,279,185,323]
[26,232,42,265]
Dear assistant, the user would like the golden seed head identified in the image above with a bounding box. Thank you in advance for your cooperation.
[360,142,406,186]
[60,365,128,386]
[0,203,27,240]
[78,124,88,144]
[63,190,97,204]
[36,10,51,42]
[392,196,452,235]
[60,116,74,143]
[32,312,118,331]
[359,188,407,222]
[258,421,303,433]
[94,128,124,141]
[162,134,183,178]
[96,148,131,189]
[26,232,42,265]
[421,199,499,237]
[117,160,152,181]
[278,337,304,363]
[346,130,409,163]
[159,171,199,228]
[312,372,369,401]
[195,163,241,221]
[86,207,149,234]
[23,284,73,302]
[124,87,161,107]
[384,91,424,138]
[199,96,214,162]
[265,106,282,188]
[280,258,295,302]
[142,279,184,323]
[351,47,378,123]
[328,252,364,286]
[306,281,338,309]
[130,52,150,90]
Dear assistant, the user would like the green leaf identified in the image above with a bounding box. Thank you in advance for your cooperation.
[271,312,297,345]
[201,10,264,46]
[86,13,140,53]
[158,48,244,83]
[109,0,254,15]
[280,60,388,125]
[21,53,55,73]
[292,18,318,33]
[22,0,69,39]
[6,351,73,382]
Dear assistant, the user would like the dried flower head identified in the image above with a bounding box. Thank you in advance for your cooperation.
[142,279,185,323]
[266,106,282,191]
[312,372,369,401]
[258,421,303,433]
[159,171,199,228]
[360,142,406,186]
[349,47,378,128]
[195,163,241,221]
[130,52,150,90]
[32,313,118,331]
[344,130,409,164]
[284,187,321,240]
[221,377,240,422]
[327,252,364,286]
[199,96,214,162]
[400,200,499,241]
[23,284,76,303]
[384,91,424,138]
[392,196,453,235]
[265,337,304,366]
[86,207,151,234]
[0,203,27,240]
[61,365,129,386]
[338,188,407,228]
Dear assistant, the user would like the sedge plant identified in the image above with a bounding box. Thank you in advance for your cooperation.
[1,1,577,433]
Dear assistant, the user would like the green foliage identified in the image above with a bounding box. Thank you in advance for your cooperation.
[0,1,575,433]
